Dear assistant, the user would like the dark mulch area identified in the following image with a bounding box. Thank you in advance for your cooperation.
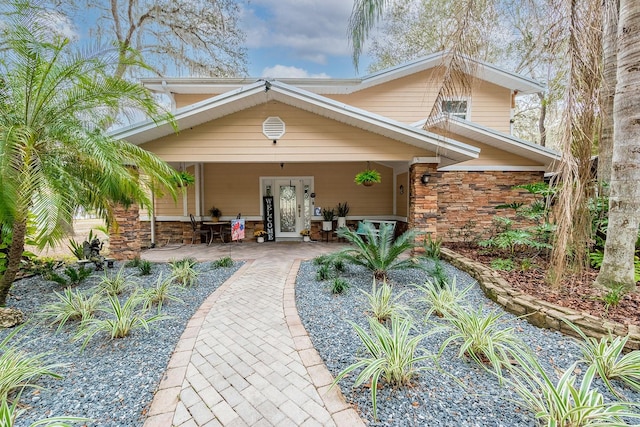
[447,244,640,327]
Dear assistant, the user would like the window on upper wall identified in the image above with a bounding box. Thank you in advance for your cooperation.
[442,99,469,120]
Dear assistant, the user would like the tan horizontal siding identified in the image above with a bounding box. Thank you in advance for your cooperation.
[175,93,219,109]
[154,191,183,216]
[396,172,409,217]
[140,102,435,163]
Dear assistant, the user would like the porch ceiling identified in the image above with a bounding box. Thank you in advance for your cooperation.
[110,81,479,168]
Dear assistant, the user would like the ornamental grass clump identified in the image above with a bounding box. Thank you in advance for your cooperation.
[212,256,233,268]
[330,278,349,294]
[415,277,472,319]
[436,306,526,381]
[142,273,184,312]
[360,279,407,323]
[48,265,92,287]
[75,291,170,350]
[98,266,135,296]
[565,320,640,395]
[170,260,199,287]
[332,316,432,420]
[39,287,101,331]
[138,260,153,276]
[0,327,63,398]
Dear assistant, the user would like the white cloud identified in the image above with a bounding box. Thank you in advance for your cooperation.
[240,0,354,62]
[260,65,330,79]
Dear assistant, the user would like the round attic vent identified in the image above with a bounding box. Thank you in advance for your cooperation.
[263,116,285,140]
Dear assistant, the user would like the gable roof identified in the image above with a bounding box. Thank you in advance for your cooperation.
[414,116,561,170]
[110,80,480,167]
[140,51,544,96]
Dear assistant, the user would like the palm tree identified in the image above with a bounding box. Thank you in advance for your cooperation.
[0,1,180,306]
[336,223,420,280]
[594,0,640,290]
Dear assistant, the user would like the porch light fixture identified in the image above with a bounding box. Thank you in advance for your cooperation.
[421,173,431,185]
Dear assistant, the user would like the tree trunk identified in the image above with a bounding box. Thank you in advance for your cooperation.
[598,0,619,193]
[595,0,640,290]
[0,219,27,306]
[537,92,547,147]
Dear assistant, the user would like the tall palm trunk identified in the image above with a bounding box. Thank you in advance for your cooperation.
[594,0,640,290]
[0,219,26,306]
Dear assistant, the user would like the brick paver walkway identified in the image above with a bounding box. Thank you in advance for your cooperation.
[142,243,363,426]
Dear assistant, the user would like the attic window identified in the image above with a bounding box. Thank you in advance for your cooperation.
[442,100,469,120]
[263,116,285,139]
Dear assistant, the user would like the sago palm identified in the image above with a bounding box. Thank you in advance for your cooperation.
[336,223,419,280]
[0,1,180,305]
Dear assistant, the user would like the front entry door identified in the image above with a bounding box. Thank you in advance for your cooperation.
[274,179,310,239]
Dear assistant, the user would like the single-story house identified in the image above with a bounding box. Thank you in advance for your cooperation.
[108,52,560,258]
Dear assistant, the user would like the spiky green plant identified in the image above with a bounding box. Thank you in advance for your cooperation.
[0,394,89,426]
[422,234,442,260]
[331,316,432,420]
[315,263,332,281]
[429,259,448,288]
[170,261,199,287]
[39,288,101,331]
[212,256,233,268]
[48,266,92,287]
[336,223,419,280]
[415,277,472,319]
[98,266,135,296]
[169,257,198,269]
[75,291,170,349]
[138,260,152,276]
[360,279,407,323]
[0,326,64,398]
[142,273,183,311]
[124,257,142,268]
[437,306,526,381]
[330,278,349,294]
[564,321,640,395]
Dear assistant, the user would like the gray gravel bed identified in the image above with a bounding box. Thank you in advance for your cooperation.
[0,260,243,427]
[295,259,640,426]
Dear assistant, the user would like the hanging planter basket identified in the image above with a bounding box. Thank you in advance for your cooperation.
[355,168,381,186]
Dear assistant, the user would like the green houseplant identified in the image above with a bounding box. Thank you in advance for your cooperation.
[321,208,334,231]
[355,169,382,186]
[336,202,350,229]
[209,207,222,221]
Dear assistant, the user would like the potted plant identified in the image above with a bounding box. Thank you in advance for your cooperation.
[321,208,334,231]
[209,207,222,222]
[173,171,195,188]
[354,169,382,186]
[336,202,349,229]
[300,229,311,242]
[254,229,267,243]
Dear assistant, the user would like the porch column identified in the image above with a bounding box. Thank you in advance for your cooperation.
[109,203,141,260]
[409,162,439,241]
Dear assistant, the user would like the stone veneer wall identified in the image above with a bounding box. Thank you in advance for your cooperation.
[109,204,141,260]
[441,247,640,350]
[437,170,544,242]
[409,163,439,238]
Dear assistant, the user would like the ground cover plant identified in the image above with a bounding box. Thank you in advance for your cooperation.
[0,259,242,425]
[295,258,640,426]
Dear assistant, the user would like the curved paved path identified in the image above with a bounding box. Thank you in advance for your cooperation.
[142,242,363,426]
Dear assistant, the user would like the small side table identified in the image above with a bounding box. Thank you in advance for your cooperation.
[321,229,332,242]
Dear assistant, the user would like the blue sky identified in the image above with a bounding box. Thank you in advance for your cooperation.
[239,0,373,79]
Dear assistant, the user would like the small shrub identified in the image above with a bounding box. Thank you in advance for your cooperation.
[332,258,345,273]
[170,261,199,287]
[437,307,526,381]
[48,265,92,287]
[330,278,349,294]
[138,260,152,276]
[602,284,627,309]
[143,273,183,311]
[39,288,101,330]
[98,266,135,296]
[169,257,198,269]
[28,257,61,280]
[428,260,448,288]
[415,277,472,319]
[360,279,407,323]
[520,258,533,271]
[315,263,332,281]
[313,254,331,266]
[490,258,515,271]
[212,256,233,268]
[422,234,442,259]
[332,316,432,420]
[75,291,170,349]
[124,257,142,268]
[0,326,64,398]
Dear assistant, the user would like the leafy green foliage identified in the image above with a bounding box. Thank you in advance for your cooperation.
[415,277,472,319]
[490,258,515,271]
[315,264,332,281]
[0,394,90,426]
[332,316,432,420]
[437,307,526,381]
[590,251,640,283]
[39,288,101,331]
[336,223,419,280]
[0,326,63,398]
[336,202,350,217]
[48,266,92,287]
[98,266,135,296]
[170,260,199,287]
[428,260,448,288]
[124,257,142,268]
[169,257,198,269]
[360,279,407,323]
[212,256,233,268]
[479,217,551,255]
[142,273,183,311]
[138,260,152,276]
[75,291,170,349]
[422,234,442,260]
[330,278,350,294]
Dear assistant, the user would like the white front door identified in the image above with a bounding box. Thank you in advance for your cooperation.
[274,178,311,239]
